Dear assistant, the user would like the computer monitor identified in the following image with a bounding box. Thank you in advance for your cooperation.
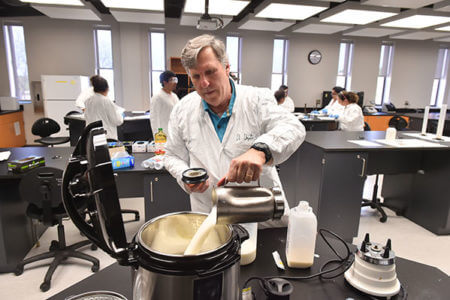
[357,91,364,108]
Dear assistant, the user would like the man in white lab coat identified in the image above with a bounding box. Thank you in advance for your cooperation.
[84,75,124,140]
[150,71,179,137]
[164,35,306,227]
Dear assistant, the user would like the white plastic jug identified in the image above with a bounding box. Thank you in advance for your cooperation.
[240,222,258,265]
[286,201,317,268]
[385,127,397,140]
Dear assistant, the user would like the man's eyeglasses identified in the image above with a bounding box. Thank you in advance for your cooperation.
[169,77,178,83]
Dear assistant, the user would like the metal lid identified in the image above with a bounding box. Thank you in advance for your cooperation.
[357,241,395,266]
[181,168,209,185]
[65,291,127,300]
[62,125,130,263]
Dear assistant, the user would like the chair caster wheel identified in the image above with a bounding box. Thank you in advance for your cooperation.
[380,216,387,223]
[90,244,98,251]
[91,264,99,272]
[14,266,24,276]
[49,240,59,251]
[40,282,50,292]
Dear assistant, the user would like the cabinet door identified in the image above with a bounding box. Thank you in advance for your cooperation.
[144,173,190,221]
[319,152,368,242]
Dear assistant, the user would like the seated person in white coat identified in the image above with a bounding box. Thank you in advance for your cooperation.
[321,86,345,116]
[337,91,364,131]
[164,34,306,227]
[84,75,125,140]
[150,71,179,137]
[278,85,295,112]
[274,89,286,106]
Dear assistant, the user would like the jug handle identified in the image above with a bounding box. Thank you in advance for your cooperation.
[221,178,261,188]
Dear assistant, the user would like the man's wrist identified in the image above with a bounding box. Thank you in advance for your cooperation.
[251,142,272,164]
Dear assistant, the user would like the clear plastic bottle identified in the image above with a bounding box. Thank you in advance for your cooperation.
[154,128,167,155]
[286,201,317,268]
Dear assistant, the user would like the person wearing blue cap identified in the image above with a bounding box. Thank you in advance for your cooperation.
[150,71,179,138]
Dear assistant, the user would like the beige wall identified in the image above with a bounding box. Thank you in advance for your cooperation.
[1,14,449,123]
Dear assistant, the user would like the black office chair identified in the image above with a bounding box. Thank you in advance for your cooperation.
[362,174,388,223]
[364,122,371,131]
[64,111,81,125]
[14,167,99,292]
[32,118,70,146]
[388,115,408,131]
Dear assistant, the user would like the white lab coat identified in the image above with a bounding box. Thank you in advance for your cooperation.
[75,87,95,110]
[84,93,125,140]
[323,99,345,116]
[150,89,179,136]
[280,96,295,113]
[164,84,306,227]
[338,103,364,131]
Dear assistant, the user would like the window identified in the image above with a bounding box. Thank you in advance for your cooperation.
[336,41,354,91]
[149,32,166,96]
[226,36,242,83]
[430,47,450,107]
[3,24,30,100]
[271,39,288,91]
[94,27,115,100]
[375,43,395,105]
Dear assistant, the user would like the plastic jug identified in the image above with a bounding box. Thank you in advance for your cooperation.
[385,127,397,140]
[239,223,258,265]
[154,128,167,155]
[286,201,317,268]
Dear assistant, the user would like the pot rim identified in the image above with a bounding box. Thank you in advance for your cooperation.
[136,211,234,258]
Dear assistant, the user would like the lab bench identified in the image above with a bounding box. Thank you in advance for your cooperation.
[49,228,450,300]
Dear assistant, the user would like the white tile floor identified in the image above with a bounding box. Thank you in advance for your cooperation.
[0,178,449,300]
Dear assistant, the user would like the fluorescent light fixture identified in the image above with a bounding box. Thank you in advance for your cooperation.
[31,4,101,20]
[391,31,450,40]
[321,9,397,25]
[343,27,405,37]
[101,0,163,11]
[21,0,83,6]
[110,10,164,24]
[362,0,441,9]
[239,19,295,31]
[256,3,328,21]
[293,23,352,34]
[382,15,450,29]
[436,25,450,31]
[184,0,249,16]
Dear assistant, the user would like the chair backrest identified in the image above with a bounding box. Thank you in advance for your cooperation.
[64,111,81,125]
[388,115,408,130]
[32,118,61,138]
[364,122,371,131]
[19,167,63,225]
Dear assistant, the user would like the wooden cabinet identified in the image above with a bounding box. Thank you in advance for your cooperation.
[170,57,194,99]
[0,111,26,147]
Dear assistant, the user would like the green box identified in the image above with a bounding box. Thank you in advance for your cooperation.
[7,156,46,173]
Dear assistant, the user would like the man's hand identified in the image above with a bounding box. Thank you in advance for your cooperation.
[184,179,210,193]
[217,148,266,186]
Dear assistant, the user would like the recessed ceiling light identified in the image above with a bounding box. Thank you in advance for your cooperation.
[101,0,164,11]
[436,25,450,31]
[256,3,328,20]
[321,9,397,25]
[381,15,450,29]
[184,0,249,16]
[20,0,83,6]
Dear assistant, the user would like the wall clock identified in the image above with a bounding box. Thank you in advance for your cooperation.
[308,50,322,65]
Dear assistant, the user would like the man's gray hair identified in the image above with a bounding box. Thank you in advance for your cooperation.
[181,34,228,72]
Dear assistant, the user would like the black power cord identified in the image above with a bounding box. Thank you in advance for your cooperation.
[243,229,407,300]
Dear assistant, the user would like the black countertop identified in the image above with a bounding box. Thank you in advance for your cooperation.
[0,108,22,116]
[404,112,450,121]
[49,228,450,300]
[0,147,164,179]
[304,131,450,151]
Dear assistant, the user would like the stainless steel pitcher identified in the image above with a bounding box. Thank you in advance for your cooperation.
[212,184,284,224]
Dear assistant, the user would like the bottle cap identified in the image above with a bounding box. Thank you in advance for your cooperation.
[298,201,310,211]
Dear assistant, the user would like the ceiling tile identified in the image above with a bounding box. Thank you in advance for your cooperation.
[180,14,232,27]
[391,31,450,40]
[362,0,442,9]
[238,19,295,32]
[110,10,165,24]
[101,0,164,11]
[343,27,405,37]
[293,23,352,34]
[31,4,100,20]
[434,0,450,12]
[184,0,249,16]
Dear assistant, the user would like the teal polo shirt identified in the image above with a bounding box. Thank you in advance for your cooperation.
[202,79,236,142]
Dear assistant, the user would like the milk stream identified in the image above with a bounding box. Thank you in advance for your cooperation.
[184,206,217,255]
